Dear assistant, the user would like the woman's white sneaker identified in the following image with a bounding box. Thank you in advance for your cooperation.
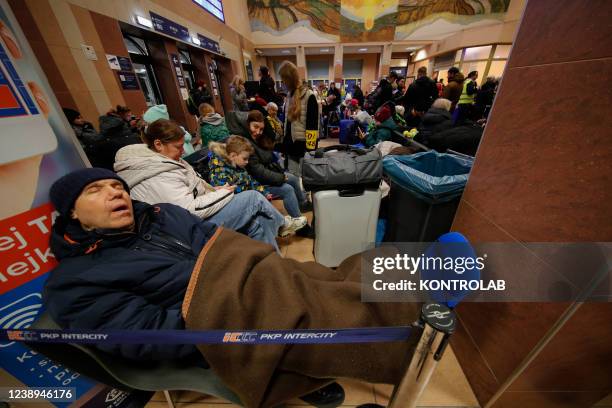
[279,215,307,237]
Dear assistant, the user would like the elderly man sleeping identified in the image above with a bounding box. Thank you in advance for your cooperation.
[43,168,421,408]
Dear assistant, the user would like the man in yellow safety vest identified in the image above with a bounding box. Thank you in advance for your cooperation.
[456,70,479,123]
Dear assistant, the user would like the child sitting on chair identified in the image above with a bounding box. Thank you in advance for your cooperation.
[208,135,269,197]
[209,136,308,232]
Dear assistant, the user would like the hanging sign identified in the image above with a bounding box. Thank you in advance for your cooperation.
[150,12,190,43]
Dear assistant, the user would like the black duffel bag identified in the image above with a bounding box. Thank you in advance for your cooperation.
[302,144,382,192]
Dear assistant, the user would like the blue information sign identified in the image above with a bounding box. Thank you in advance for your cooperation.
[117,56,132,71]
[197,33,221,54]
[0,276,97,408]
[150,12,190,43]
[117,71,139,90]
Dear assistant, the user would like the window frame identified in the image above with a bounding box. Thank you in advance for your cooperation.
[123,34,164,105]
[192,0,225,23]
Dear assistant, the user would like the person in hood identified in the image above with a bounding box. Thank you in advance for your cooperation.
[42,167,422,407]
[114,119,296,251]
[397,67,439,113]
[97,105,141,169]
[199,103,230,146]
[415,98,454,146]
[62,108,105,166]
[207,136,307,237]
[442,67,465,111]
[208,136,268,196]
[143,104,196,157]
[364,105,397,147]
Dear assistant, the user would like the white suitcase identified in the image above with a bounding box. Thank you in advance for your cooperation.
[313,188,381,268]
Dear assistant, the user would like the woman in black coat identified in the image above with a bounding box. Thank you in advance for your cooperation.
[352,84,364,107]
[416,98,454,146]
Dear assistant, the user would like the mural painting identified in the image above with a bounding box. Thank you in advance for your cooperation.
[248,0,511,42]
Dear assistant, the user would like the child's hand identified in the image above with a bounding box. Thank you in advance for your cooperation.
[215,184,236,192]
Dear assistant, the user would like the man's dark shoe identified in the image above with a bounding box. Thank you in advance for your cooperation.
[300,382,345,407]
[300,200,313,212]
[356,404,385,408]
[296,223,316,239]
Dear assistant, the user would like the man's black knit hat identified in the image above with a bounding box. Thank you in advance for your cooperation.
[49,168,129,218]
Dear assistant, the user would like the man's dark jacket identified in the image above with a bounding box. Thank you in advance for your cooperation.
[428,122,483,156]
[43,202,217,362]
[399,76,439,112]
[416,107,454,145]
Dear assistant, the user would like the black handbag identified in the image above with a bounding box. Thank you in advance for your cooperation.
[302,144,382,192]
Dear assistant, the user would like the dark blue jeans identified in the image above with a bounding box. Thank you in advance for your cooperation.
[267,173,307,218]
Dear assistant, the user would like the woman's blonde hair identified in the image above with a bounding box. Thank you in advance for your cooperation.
[199,103,215,116]
[209,135,253,160]
[278,61,303,122]
[231,75,244,89]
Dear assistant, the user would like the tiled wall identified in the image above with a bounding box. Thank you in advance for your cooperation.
[450,1,612,407]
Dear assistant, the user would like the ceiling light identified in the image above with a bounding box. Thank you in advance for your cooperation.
[281,50,291,54]
[135,15,153,29]
[358,48,368,52]
[320,48,329,52]
[191,36,201,46]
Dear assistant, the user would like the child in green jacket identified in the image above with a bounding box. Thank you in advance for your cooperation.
[199,103,230,146]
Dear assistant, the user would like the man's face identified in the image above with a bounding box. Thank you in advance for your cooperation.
[448,71,455,80]
[71,179,134,231]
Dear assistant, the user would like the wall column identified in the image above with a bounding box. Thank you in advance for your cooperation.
[333,43,343,84]
[450,1,612,407]
[296,46,306,80]
[378,43,393,79]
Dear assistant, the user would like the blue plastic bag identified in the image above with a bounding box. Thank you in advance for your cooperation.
[383,151,473,203]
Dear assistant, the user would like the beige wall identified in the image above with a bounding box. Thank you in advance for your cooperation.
[343,53,379,92]
[10,0,256,122]
[305,54,334,81]
[222,0,251,39]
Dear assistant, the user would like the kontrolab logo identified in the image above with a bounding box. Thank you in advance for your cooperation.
[0,293,42,348]
[222,332,258,343]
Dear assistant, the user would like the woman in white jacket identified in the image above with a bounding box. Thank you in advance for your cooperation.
[114,119,304,251]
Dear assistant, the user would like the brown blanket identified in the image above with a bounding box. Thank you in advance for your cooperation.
[183,228,421,408]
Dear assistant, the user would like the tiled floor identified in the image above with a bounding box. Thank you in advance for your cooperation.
[145,168,480,407]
